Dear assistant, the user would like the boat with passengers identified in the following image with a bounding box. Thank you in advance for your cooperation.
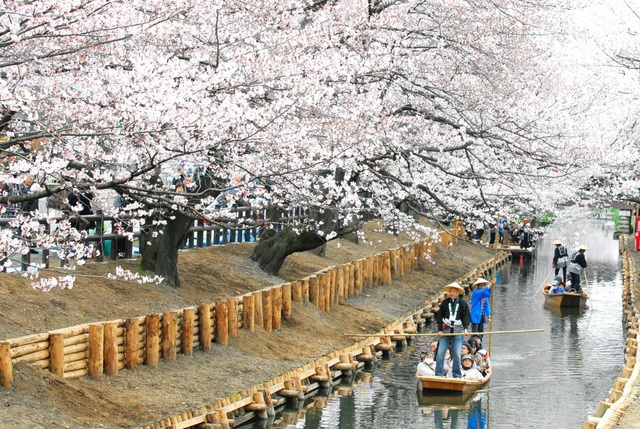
[417,353,491,394]
[542,284,589,308]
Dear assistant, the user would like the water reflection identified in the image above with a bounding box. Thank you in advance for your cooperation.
[252,217,621,429]
[418,391,488,429]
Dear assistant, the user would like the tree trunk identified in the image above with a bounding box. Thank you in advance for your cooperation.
[251,227,326,275]
[140,212,193,287]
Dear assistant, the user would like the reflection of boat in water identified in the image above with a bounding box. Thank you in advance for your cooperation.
[416,367,490,393]
[419,391,488,429]
[542,284,589,308]
[417,390,480,409]
[545,304,584,317]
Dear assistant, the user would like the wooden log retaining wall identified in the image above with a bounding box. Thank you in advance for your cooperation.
[582,235,638,429]
[135,243,510,429]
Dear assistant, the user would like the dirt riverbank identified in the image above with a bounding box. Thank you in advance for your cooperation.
[0,222,496,428]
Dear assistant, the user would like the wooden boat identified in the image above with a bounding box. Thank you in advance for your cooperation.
[542,285,589,308]
[416,368,490,393]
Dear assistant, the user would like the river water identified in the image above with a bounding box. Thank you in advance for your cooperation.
[249,217,623,429]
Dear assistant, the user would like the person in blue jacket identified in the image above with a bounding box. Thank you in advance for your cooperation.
[470,277,494,338]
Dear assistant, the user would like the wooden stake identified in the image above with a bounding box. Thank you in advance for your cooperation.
[199,304,212,352]
[88,324,104,379]
[337,267,345,304]
[227,298,238,338]
[291,281,302,303]
[162,311,177,362]
[104,322,118,376]
[182,307,195,356]
[282,283,292,319]
[253,291,263,329]
[262,290,272,331]
[0,341,12,388]
[272,287,282,330]
[243,294,255,332]
[145,314,160,366]
[215,301,229,346]
[125,317,140,370]
[49,332,65,377]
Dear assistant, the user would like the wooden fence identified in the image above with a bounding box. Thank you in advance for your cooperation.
[2,205,311,271]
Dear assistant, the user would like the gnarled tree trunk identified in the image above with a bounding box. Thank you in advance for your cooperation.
[139,212,193,287]
[251,227,326,275]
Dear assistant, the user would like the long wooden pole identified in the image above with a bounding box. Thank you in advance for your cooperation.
[533,267,554,298]
[343,328,545,338]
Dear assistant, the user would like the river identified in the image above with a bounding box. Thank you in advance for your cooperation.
[247,217,623,429]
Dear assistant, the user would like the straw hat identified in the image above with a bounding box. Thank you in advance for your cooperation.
[579,244,588,251]
[473,278,490,286]
[553,239,562,245]
[443,282,465,294]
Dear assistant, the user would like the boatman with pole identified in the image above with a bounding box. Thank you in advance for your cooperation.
[435,282,471,379]
[568,245,588,294]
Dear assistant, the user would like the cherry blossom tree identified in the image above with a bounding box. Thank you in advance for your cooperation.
[1,0,638,287]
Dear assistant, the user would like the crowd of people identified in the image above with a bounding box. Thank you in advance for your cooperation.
[416,280,493,380]
[466,216,541,250]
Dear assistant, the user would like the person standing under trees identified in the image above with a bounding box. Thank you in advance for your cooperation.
[67,189,95,231]
[552,239,569,284]
[568,245,588,293]
[488,222,496,246]
[470,277,494,337]
[435,282,471,379]
[474,218,485,243]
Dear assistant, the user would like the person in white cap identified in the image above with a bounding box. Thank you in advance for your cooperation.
[435,282,471,379]
[470,277,495,338]
[568,245,588,293]
[552,239,569,284]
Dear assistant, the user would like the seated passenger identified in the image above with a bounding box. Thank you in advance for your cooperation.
[470,334,484,351]
[549,276,566,294]
[468,339,483,368]
[476,349,490,376]
[461,342,472,358]
[461,355,484,381]
[416,351,436,376]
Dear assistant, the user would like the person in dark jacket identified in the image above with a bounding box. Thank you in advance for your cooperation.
[568,245,588,293]
[552,239,569,284]
[435,282,471,379]
[67,189,95,231]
